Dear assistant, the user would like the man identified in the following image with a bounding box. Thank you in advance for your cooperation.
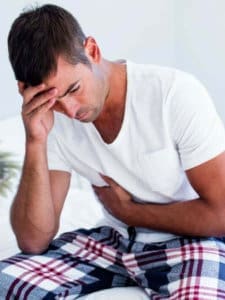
[0,3,225,299]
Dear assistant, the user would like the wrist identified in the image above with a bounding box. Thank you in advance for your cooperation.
[123,201,143,226]
[26,139,47,150]
[25,140,48,162]
[25,133,48,145]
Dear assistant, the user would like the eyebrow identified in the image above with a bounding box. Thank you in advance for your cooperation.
[57,80,80,100]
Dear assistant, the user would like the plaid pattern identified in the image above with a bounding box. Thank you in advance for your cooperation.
[0,226,225,299]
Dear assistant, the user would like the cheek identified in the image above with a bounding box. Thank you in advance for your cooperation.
[77,82,99,107]
[52,102,64,113]
[79,87,93,105]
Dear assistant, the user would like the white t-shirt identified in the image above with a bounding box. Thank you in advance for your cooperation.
[47,61,225,243]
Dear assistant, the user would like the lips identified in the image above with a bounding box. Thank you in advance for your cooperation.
[75,111,89,121]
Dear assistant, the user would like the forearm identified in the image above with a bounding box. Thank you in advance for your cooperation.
[11,142,57,253]
[128,198,225,237]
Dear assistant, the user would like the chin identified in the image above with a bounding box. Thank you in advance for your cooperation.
[80,112,97,123]
[79,118,91,123]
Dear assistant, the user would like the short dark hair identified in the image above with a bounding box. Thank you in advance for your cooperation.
[8,4,90,86]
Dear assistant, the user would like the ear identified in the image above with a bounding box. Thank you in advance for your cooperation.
[17,81,26,94]
[83,36,101,63]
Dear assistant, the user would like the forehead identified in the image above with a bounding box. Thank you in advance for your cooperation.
[43,56,89,91]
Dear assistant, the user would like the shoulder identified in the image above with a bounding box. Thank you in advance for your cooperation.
[127,61,178,103]
[128,61,176,82]
[165,69,215,115]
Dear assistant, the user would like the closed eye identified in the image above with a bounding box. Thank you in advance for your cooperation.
[55,83,81,102]
[69,85,80,94]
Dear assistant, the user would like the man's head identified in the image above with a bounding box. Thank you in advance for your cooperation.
[8,4,90,86]
[8,4,116,123]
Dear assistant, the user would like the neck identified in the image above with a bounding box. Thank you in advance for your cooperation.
[94,59,127,125]
[93,59,127,143]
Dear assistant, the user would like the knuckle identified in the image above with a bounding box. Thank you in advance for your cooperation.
[36,83,45,92]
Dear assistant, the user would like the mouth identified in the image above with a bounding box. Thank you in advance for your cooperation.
[75,111,89,121]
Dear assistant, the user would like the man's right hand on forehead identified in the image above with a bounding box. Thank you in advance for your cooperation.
[18,81,58,144]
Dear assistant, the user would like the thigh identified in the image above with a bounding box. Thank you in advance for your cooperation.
[0,226,135,299]
[128,237,225,299]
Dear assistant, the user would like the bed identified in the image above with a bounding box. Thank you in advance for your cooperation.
[0,115,148,299]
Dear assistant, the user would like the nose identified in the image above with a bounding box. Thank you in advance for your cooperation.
[55,98,80,118]
[61,101,76,118]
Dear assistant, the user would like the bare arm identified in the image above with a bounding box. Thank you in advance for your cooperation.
[11,152,71,254]
[94,151,225,237]
[132,151,225,236]
[11,82,70,254]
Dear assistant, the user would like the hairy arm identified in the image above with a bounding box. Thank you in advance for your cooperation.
[11,82,70,254]
[11,145,70,254]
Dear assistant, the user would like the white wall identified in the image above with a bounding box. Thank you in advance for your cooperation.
[1,1,225,121]
[174,0,225,119]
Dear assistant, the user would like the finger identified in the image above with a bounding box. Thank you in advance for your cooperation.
[31,97,57,117]
[101,175,131,199]
[92,185,103,194]
[23,88,57,115]
[92,185,111,198]
[23,83,47,104]
[101,175,118,188]
[92,185,101,200]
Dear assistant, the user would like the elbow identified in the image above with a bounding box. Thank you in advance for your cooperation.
[14,226,58,254]
[14,226,57,255]
[17,238,50,255]
[11,220,59,255]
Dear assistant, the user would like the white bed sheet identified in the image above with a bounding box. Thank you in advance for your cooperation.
[0,115,149,299]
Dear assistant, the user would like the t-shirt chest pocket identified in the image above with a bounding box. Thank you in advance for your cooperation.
[138,147,183,196]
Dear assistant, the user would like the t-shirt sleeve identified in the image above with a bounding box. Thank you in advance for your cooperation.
[167,71,225,170]
[47,128,72,173]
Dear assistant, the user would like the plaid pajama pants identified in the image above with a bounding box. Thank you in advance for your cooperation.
[0,226,225,299]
